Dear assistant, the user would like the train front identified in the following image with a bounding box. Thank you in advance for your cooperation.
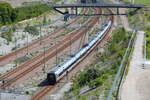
[47,72,57,85]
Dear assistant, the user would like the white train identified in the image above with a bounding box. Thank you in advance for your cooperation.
[47,20,112,85]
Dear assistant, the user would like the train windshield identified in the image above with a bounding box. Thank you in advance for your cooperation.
[47,73,56,85]
[49,74,55,80]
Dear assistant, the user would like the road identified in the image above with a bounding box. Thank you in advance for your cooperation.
[121,31,150,100]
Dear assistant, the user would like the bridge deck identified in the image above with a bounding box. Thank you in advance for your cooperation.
[47,3,145,8]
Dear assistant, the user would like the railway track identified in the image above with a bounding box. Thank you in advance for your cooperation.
[0,8,98,89]
[0,8,89,79]
[0,9,88,66]
[30,8,103,100]
[30,8,114,100]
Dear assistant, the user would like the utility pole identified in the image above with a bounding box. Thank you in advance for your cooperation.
[42,46,46,73]
[40,25,42,45]
[15,37,17,67]
[55,38,58,66]
[26,31,29,55]
[70,33,72,56]
[87,27,89,43]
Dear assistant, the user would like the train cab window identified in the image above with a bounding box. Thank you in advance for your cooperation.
[49,74,55,80]
[70,54,75,57]
[104,24,107,27]
[82,44,88,48]
[47,73,56,85]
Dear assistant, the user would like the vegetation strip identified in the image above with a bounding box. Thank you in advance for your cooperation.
[122,0,150,5]
[146,28,150,59]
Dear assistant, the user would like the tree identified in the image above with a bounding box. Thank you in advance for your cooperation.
[11,9,17,22]
[0,2,14,24]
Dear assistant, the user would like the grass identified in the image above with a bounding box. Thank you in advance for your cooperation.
[122,0,150,5]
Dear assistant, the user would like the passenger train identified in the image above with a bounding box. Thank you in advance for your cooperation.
[47,20,112,85]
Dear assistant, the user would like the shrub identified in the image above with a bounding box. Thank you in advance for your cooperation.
[88,80,96,88]
[95,78,103,86]
[24,25,39,35]
[1,31,13,42]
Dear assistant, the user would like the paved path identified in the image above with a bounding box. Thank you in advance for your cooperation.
[121,31,150,100]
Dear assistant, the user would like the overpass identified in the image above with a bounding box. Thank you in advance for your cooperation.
[44,0,149,16]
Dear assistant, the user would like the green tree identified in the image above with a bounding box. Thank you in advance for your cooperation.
[0,2,16,25]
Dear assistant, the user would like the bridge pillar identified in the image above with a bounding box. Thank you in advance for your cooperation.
[117,8,119,15]
[71,7,74,14]
[75,7,78,15]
